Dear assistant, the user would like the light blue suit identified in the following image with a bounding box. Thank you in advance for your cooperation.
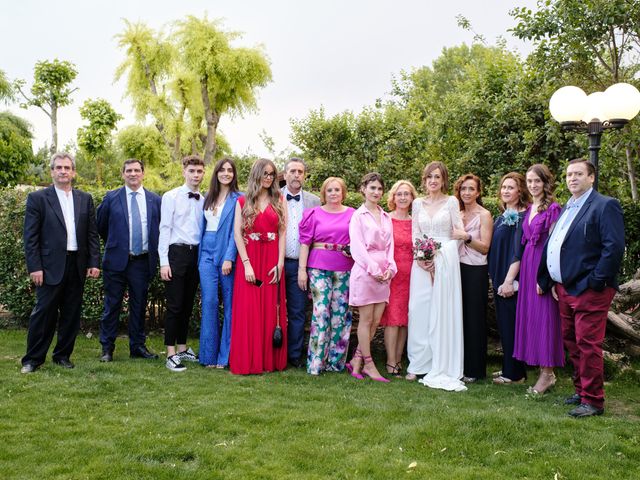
[198,191,242,366]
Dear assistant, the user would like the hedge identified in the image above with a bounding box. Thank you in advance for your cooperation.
[1,186,639,331]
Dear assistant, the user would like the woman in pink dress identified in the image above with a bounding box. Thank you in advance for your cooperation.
[229,158,288,375]
[514,164,563,395]
[347,172,397,383]
[380,180,418,377]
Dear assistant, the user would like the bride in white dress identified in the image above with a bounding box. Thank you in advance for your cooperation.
[407,161,467,392]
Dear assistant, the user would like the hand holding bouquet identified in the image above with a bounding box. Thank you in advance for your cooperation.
[413,234,441,284]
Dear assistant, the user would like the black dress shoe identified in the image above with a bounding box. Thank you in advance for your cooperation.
[568,403,604,418]
[564,393,582,405]
[20,363,38,374]
[53,358,75,369]
[288,357,303,369]
[130,346,159,359]
[100,351,113,362]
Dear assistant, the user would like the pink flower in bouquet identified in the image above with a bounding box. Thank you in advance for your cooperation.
[413,234,441,284]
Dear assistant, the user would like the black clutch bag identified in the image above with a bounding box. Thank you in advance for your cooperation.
[272,265,283,348]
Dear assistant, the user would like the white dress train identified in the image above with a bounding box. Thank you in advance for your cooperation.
[407,196,466,392]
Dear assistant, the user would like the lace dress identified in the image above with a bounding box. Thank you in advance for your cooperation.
[380,217,412,327]
[407,196,466,392]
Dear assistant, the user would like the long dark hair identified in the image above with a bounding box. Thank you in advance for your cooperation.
[203,158,239,211]
[526,163,556,213]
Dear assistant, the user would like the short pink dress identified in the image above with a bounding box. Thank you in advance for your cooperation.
[380,217,412,326]
[348,205,397,306]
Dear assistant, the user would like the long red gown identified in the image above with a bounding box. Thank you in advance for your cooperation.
[229,196,288,374]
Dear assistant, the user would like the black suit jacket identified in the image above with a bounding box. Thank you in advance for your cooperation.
[96,186,161,275]
[23,186,100,286]
[537,189,625,297]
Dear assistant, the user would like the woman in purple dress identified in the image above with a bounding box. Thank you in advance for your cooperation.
[514,164,564,395]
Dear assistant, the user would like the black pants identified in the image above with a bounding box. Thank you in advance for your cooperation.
[164,244,199,346]
[460,263,488,379]
[494,292,526,381]
[22,253,85,366]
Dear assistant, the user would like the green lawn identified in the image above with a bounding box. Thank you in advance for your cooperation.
[1,329,638,480]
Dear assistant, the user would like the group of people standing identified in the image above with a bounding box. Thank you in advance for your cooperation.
[20,151,624,418]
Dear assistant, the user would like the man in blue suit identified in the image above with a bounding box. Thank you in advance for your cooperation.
[97,159,162,361]
[538,158,625,418]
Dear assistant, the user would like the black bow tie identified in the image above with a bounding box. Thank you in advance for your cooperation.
[188,192,200,200]
[287,193,301,202]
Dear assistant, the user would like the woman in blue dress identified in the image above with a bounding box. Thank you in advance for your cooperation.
[198,158,242,368]
[488,172,530,385]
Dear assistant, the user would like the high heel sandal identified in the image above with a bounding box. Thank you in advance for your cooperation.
[346,348,364,380]
[362,356,390,383]
[385,363,403,378]
[527,372,557,396]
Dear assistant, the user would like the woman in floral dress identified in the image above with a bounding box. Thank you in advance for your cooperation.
[298,177,355,375]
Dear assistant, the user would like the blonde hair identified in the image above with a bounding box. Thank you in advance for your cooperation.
[387,180,418,210]
[320,177,347,204]
[242,158,285,231]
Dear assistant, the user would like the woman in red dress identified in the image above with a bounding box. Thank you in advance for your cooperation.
[229,158,288,374]
[380,180,418,377]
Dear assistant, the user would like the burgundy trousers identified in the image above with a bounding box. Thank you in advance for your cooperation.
[556,284,615,409]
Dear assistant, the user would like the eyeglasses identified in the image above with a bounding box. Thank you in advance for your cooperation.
[263,171,276,179]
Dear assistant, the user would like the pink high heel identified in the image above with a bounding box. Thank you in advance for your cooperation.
[362,355,390,383]
[346,348,364,379]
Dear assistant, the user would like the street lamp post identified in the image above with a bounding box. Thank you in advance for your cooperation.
[549,83,640,190]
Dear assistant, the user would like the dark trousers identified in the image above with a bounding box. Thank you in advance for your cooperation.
[460,263,488,379]
[557,284,615,409]
[284,258,308,361]
[100,255,151,353]
[22,253,85,366]
[164,244,199,346]
[494,292,526,381]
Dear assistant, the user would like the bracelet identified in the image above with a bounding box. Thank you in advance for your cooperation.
[242,258,249,264]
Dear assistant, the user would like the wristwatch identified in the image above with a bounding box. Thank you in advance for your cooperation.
[464,234,472,244]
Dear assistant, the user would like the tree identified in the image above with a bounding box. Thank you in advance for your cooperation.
[77,98,122,185]
[115,15,272,164]
[0,111,33,186]
[14,59,78,154]
[0,69,14,103]
[510,0,640,199]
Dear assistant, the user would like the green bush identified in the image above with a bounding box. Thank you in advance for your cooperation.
[1,187,638,331]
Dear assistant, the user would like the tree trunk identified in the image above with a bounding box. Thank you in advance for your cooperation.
[50,101,58,154]
[200,79,218,165]
[625,146,638,202]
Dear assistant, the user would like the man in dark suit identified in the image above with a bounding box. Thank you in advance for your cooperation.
[21,152,100,373]
[96,159,161,362]
[538,158,625,417]
[280,158,321,368]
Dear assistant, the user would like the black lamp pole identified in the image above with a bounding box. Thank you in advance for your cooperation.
[560,119,627,191]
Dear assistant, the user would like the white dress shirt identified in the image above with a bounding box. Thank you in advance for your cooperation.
[546,188,592,283]
[283,186,304,259]
[54,186,78,251]
[158,184,204,266]
[125,186,148,253]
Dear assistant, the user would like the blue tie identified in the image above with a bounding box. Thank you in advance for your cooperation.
[131,191,143,255]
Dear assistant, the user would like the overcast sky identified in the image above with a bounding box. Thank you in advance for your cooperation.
[2,0,537,158]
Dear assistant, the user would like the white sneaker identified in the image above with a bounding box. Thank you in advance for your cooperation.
[166,354,186,372]
[177,347,198,362]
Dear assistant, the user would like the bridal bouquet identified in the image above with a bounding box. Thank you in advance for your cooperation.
[413,234,441,284]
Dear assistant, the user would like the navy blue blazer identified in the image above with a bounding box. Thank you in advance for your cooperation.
[23,186,100,286]
[96,187,162,275]
[537,190,625,296]
[199,191,242,266]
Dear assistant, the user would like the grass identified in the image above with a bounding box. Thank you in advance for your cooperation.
[1,329,639,480]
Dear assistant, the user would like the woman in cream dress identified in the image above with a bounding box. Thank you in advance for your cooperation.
[406,161,466,392]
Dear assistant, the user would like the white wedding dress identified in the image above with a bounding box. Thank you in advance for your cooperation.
[407,196,466,392]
